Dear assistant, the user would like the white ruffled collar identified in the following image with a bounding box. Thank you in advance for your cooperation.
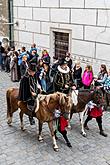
[57,65,70,74]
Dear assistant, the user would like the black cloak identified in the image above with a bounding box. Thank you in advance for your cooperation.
[18,72,38,101]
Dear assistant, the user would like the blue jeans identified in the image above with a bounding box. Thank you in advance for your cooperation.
[41,78,46,92]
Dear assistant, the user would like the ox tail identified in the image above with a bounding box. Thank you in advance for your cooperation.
[6,88,13,118]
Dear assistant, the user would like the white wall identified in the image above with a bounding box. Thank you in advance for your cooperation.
[13,0,110,69]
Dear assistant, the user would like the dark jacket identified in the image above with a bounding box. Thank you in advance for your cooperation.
[20,61,27,77]
[0,45,5,53]
[19,71,38,101]
[42,55,50,65]
[73,66,82,80]
[50,62,59,77]
[73,66,82,88]
[54,65,74,94]
[66,59,72,70]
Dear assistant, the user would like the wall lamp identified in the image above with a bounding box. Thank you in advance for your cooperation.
[1,21,18,26]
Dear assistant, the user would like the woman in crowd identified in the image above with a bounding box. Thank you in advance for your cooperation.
[10,51,19,82]
[43,62,51,92]
[94,64,108,87]
[82,65,93,89]
[5,46,15,73]
[28,50,39,64]
[73,60,82,89]
[30,43,37,54]
[41,49,50,65]
[65,52,73,70]
[20,55,28,78]
[37,59,47,93]
[0,41,5,71]
[18,47,27,80]
[103,69,110,93]
[2,42,10,71]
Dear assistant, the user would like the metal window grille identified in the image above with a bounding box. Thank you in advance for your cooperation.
[54,32,69,59]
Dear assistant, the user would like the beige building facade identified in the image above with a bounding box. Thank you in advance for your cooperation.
[13,0,110,70]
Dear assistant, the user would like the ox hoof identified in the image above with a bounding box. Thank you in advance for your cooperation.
[53,146,59,152]
[81,132,87,137]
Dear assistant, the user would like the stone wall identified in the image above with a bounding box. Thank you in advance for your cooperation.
[13,0,110,71]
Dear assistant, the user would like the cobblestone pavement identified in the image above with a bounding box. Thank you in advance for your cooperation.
[0,71,110,165]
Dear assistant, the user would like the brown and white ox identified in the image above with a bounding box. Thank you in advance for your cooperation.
[6,88,72,151]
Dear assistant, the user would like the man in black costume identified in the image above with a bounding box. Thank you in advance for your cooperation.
[19,62,40,125]
[54,58,76,94]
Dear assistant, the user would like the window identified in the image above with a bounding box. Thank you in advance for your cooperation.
[50,28,72,60]
[54,32,69,59]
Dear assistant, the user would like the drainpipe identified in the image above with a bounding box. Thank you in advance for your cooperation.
[8,0,14,46]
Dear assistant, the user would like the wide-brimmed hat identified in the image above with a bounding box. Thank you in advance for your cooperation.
[28,62,37,72]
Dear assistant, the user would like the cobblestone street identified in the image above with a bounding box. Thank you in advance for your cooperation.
[0,71,110,165]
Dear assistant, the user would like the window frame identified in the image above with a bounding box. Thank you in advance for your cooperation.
[50,27,72,62]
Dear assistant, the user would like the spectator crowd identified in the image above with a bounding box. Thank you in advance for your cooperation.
[0,41,110,94]
[0,41,109,138]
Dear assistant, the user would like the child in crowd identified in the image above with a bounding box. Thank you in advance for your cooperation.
[82,65,93,89]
